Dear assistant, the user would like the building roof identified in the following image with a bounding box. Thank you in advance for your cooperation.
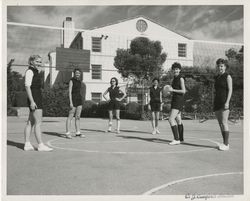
[89,15,191,40]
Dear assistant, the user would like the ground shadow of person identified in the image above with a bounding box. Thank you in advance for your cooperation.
[7,140,24,150]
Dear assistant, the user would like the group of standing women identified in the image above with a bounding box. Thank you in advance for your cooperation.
[23,55,232,152]
[148,60,232,151]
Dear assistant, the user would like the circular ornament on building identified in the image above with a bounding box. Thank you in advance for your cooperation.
[136,19,148,33]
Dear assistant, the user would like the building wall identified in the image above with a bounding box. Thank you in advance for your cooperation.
[47,17,194,102]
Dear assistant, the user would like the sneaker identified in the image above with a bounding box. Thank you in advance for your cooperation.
[116,130,120,134]
[106,128,112,133]
[152,129,156,135]
[169,140,181,145]
[75,131,82,137]
[65,132,72,139]
[80,134,85,138]
[38,144,53,152]
[156,128,160,134]
[219,144,229,151]
[24,143,35,151]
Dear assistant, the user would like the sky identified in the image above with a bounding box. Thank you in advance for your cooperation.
[6,5,244,74]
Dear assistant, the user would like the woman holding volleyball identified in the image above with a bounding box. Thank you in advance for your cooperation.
[148,78,163,135]
[168,62,186,145]
[214,58,233,151]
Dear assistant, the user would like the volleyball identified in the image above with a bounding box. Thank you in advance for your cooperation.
[162,85,172,96]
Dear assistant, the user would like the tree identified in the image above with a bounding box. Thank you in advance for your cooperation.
[114,37,167,81]
[7,59,26,108]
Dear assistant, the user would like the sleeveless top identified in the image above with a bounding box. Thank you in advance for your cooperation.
[149,86,162,103]
[28,67,42,91]
[172,74,184,98]
[214,72,229,104]
[71,77,81,95]
[108,86,120,101]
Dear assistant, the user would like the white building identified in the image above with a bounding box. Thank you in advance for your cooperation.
[46,16,194,102]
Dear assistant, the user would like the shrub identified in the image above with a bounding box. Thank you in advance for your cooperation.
[42,84,69,117]
[82,100,97,117]
[14,91,27,107]
[96,101,109,118]
[125,102,141,120]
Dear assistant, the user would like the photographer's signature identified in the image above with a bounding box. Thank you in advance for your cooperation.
[185,193,233,200]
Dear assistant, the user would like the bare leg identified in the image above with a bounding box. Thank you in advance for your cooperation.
[24,112,35,143]
[66,107,76,133]
[115,110,120,133]
[107,110,113,131]
[151,112,156,132]
[33,109,43,144]
[75,105,82,133]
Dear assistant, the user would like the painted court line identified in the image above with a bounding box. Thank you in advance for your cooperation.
[142,172,243,195]
[47,137,216,154]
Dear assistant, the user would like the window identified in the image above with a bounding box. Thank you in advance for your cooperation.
[91,65,102,80]
[92,37,102,52]
[91,93,102,103]
[178,43,187,57]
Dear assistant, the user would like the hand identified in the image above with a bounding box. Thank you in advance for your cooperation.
[70,103,74,109]
[30,102,37,111]
[115,98,121,102]
[160,103,163,111]
[148,104,151,111]
[169,86,173,92]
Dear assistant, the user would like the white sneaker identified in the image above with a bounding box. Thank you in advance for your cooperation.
[24,143,35,151]
[65,132,72,139]
[219,144,229,151]
[156,128,160,134]
[169,140,181,145]
[38,144,53,152]
[106,127,112,133]
[152,129,156,135]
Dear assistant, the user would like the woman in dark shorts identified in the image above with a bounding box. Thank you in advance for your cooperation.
[214,58,233,151]
[168,62,186,145]
[103,77,126,134]
[148,78,163,135]
[65,68,84,138]
[24,55,53,151]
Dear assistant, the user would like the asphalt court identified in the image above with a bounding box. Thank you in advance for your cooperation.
[6,117,244,195]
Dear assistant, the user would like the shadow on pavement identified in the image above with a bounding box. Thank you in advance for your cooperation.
[117,135,217,149]
[117,135,171,144]
[43,131,66,138]
[7,140,24,150]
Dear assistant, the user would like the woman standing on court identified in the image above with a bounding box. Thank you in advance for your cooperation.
[168,62,186,145]
[65,68,85,138]
[148,78,163,135]
[24,55,53,151]
[214,58,233,151]
[103,77,126,134]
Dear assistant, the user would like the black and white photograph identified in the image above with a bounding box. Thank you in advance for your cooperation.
[1,0,249,201]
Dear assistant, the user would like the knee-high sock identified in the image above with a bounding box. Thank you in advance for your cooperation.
[171,125,179,141]
[223,131,229,145]
[178,124,184,141]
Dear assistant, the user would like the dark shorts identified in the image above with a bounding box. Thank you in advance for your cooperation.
[108,100,121,110]
[27,89,43,111]
[72,96,82,107]
[150,102,161,112]
[171,96,184,111]
[213,100,230,111]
